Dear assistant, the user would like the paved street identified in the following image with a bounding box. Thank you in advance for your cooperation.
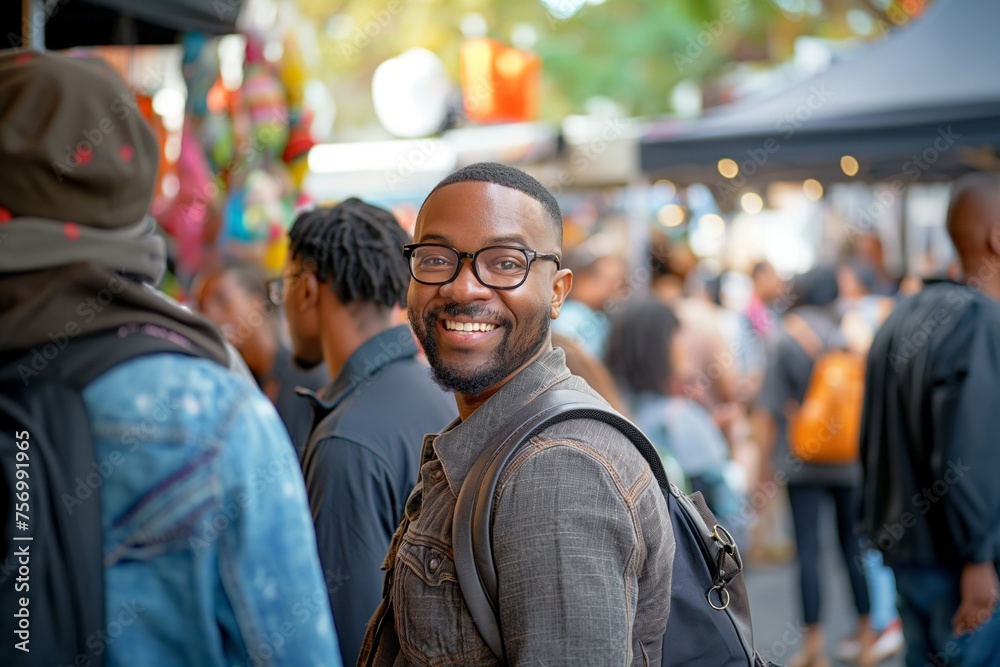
[745,502,906,667]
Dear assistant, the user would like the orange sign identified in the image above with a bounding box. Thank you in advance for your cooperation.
[460,38,540,124]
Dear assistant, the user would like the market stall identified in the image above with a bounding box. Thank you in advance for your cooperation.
[639,0,1000,187]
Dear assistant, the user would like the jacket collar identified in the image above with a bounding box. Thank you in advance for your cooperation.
[297,324,420,413]
[433,346,571,496]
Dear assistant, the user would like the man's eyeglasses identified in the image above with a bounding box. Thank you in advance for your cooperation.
[402,243,561,290]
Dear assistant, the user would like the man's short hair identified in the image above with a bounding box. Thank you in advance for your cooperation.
[288,198,411,309]
[213,259,269,303]
[425,162,563,243]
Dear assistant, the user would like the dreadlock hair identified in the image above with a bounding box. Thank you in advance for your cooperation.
[288,198,411,309]
[426,162,563,244]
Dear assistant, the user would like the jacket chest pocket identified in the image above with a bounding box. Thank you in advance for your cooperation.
[391,539,497,666]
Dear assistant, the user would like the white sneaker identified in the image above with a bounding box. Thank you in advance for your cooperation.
[868,619,905,662]
[834,619,904,664]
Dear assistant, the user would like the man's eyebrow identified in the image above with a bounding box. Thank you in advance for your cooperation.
[415,233,451,243]
[413,233,533,247]
[485,234,530,246]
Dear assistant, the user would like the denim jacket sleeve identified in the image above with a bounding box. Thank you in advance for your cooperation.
[218,392,344,667]
[491,428,669,666]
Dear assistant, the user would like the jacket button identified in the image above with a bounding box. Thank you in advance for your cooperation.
[429,557,440,572]
[429,469,442,481]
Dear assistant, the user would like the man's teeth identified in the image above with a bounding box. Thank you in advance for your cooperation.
[444,320,497,332]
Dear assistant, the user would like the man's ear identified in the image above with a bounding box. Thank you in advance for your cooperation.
[988,222,1000,258]
[299,271,321,313]
[550,269,573,319]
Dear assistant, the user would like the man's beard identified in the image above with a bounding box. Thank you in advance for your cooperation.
[410,302,550,397]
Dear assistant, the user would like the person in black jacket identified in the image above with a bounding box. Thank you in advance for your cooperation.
[277,199,457,664]
[860,174,1000,667]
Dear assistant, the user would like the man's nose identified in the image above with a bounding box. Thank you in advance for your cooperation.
[440,259,492,302]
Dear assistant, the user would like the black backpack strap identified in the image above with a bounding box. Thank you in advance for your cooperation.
[453,388,668,663]
[0,326,223,389]
[59,328,220,387]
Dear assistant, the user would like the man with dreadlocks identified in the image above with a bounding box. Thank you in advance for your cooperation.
[279,198,457,664]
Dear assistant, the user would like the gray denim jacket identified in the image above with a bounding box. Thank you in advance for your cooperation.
[359,348,675,666]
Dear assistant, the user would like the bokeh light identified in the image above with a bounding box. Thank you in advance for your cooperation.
[717,158,739,179]
[741,192,764,214]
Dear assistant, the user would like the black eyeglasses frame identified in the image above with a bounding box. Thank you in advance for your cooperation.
[402,243,561,290]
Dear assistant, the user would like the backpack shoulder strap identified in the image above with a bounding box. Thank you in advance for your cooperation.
[0,326,223,389]
[62,328,221,387]
[453,388,668,662]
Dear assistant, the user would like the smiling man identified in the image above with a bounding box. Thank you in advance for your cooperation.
[359,163,674,666]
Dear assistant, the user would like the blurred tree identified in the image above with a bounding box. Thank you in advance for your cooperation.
[295,0,929,134]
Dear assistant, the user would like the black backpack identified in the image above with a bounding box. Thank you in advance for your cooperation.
[453,388,776,666]
[0,330,218,667]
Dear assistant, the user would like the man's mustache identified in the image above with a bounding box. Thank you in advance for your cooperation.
[427,303,510,328]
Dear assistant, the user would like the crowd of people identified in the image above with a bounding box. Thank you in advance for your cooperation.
[3,49,1000,667]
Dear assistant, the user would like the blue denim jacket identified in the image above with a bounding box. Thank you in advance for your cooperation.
[80,353,342,667]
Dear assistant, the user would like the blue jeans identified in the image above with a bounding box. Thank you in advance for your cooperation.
[861,549,899,632]
[787,484,870,625]
[893,563,1000,667]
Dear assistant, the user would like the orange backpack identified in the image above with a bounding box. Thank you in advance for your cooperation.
[784,313,866,465]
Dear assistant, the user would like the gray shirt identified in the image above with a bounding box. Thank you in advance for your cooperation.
[360,347,675,666]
